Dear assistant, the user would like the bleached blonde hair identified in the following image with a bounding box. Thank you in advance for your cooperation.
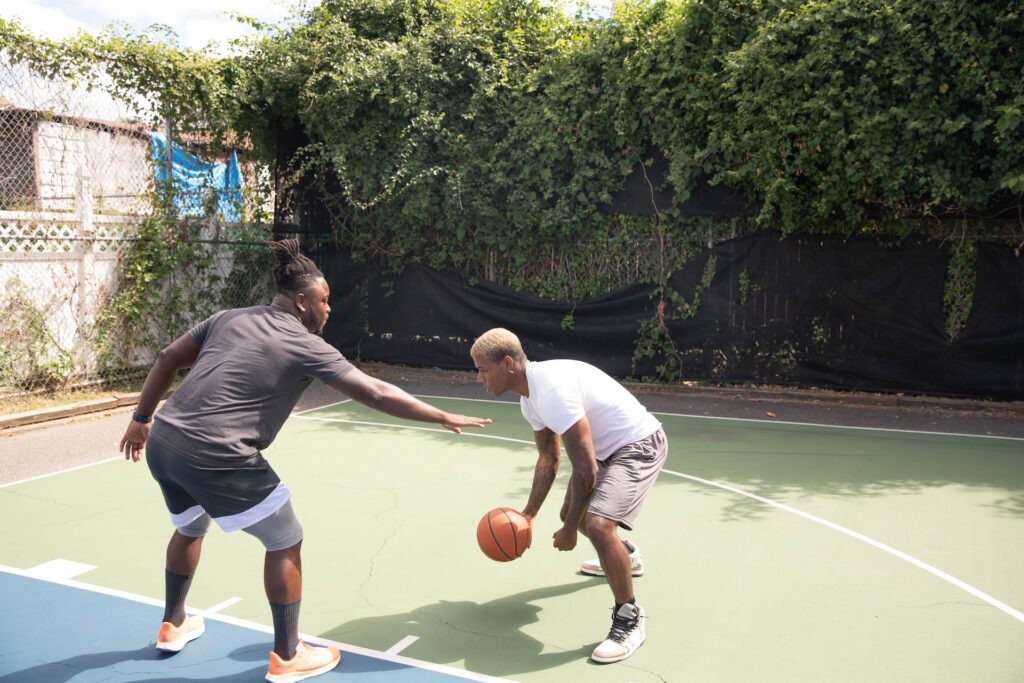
[471,328,526,363]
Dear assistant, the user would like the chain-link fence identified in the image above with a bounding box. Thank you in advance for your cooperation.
[0,62,155,215]
[0,56,277,414]
[0,209,275,412]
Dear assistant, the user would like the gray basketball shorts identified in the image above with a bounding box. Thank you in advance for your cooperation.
[576,427,669,531]
[145,432,295,539]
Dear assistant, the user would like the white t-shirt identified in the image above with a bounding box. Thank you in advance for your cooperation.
[520,359,661,461]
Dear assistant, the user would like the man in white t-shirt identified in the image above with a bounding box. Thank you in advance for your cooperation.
[470,328,669,664]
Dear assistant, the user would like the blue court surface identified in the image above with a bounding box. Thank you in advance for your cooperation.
[0,567,503,682]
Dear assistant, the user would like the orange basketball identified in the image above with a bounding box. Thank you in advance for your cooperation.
[476,507,531,562]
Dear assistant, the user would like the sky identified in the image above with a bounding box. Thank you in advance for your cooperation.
[1,0,609,119]
[3,0,297,50]
[3,0,612,50]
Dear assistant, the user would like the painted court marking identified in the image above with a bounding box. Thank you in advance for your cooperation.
[386,635,421,655]
[0,564,508,683]
[293,398,352,416]
[292,414,532,445]
[295,410,1024,626]
[0,456,121,489]
[406,393,1024,442]
[25,558,95,581]
[203,596,242,614]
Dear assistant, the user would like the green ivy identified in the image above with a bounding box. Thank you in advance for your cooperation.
[0,278,75,391]
[91,184,272,380]
[4,0,1021,380]
[943,237,977,342]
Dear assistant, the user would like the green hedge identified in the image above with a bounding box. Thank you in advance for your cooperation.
[3,0,1021,302]
[228,0,1022,300]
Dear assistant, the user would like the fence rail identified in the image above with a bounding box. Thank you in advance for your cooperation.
[0,207,273,408]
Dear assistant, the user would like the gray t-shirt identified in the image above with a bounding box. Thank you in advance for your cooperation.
[150,305,353,464]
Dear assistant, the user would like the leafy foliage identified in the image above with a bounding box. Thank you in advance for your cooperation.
[943,236,976,342]
[91,186,273,380]
[3,0,1021,373]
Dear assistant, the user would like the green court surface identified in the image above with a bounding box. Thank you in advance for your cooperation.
[1,396,1023,682]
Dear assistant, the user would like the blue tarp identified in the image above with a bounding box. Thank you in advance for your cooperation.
[149,134,243,221]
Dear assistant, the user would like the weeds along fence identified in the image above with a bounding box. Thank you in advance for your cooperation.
[0,69,276,409]
[0,215,275,405]
[0,205,274,407]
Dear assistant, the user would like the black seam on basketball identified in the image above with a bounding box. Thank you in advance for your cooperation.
[500,509,519,557]
[487,514,514,560]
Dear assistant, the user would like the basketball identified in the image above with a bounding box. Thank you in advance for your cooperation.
[476,507,531,562]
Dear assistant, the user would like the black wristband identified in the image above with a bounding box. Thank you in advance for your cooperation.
[132,412,152,424]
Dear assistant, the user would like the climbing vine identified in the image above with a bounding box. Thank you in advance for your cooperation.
[943,237,977,342]
[0,278,74,391]
[91,184,272,380]
[3,0,1022,383]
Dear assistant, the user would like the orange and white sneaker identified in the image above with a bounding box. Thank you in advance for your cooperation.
[156,615,206,652]
[266,640,341,682]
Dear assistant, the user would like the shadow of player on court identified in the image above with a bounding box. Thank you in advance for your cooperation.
[323,579,605,676]
[0,645,267,683]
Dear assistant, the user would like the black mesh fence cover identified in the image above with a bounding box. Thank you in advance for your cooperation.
[321,233,1023,400]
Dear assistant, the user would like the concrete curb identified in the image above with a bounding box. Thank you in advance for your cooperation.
[0,390,174,432]
[0,393,141,431]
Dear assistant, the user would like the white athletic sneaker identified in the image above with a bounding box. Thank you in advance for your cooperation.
[580,540,644,577]
[155,615,205,652]
[591,602,646,663]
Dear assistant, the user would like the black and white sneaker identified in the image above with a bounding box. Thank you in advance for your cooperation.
[591,602,646,663]
[580,540,645,577]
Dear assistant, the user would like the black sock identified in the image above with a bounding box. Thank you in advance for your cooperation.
[622,539,633,553]
[614,597,637,612]
[270,600,301,659]
[163,570,193,625]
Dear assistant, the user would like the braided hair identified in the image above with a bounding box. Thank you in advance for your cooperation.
[268,239,323,294]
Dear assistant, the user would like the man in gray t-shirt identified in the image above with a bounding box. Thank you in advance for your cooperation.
[119,240,490,682]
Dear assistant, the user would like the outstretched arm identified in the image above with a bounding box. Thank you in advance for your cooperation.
[329,368,491,433]
[120,332,200,462]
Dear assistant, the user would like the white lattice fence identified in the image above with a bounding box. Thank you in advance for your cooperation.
[0,209,273,404]
[0,210,139,398]
[0,211,134,256]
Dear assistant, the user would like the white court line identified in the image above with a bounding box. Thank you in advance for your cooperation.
[25,559,96,581]
[663,468,1024,625]
[0,456,121,489]
[385,634,420,655]
[293,398,351,416]
[290,391,1019,441]
[298,413,1024,625]
[291,414,530,445]
[401,394,515,406]
[647,410,1024,442]
[203,596,241,614]
[0,564,510,683]
[403,394,1024,442]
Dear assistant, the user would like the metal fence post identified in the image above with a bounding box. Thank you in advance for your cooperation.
[76,163,95,372]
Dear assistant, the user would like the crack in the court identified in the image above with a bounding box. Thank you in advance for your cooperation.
[425,613,522,641]
[618,665,668,683]
[0,489,79,508]
[357,489,401,607]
